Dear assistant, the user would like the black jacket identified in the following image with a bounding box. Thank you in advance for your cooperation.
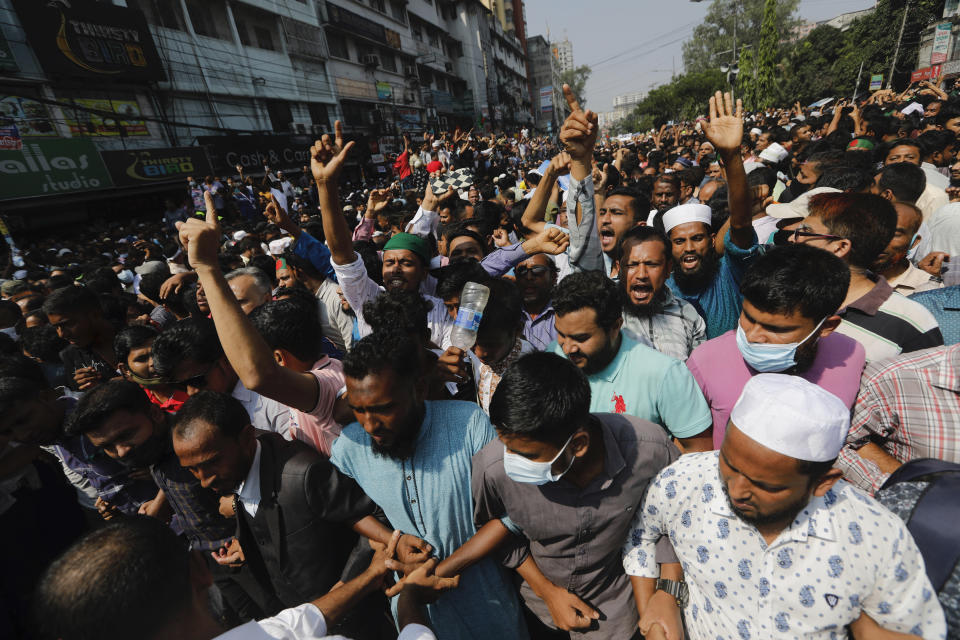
[236,432,377,607]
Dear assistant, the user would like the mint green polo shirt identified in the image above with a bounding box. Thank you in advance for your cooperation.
[550,335,712,439]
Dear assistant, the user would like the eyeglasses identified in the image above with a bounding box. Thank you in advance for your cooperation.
[515,265,552,278]
[792,229,845,243]
[173,364,215,390]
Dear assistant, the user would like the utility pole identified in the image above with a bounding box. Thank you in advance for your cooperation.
[887,0,911,90]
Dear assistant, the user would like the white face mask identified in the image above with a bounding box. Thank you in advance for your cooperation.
[502,434,576,485]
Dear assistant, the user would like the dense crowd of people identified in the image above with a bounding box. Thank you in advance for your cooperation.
[1,80,959,640]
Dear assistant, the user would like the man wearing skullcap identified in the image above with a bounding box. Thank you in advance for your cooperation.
[623,374,946,640]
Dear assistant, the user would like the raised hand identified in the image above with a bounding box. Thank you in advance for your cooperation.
[175,190,221,271]
[311,120,355,185]
[548,151,572,176]
[702,91,743,155]
[559,84,598,163]
[523,226,570,256]
[367,188,392,214]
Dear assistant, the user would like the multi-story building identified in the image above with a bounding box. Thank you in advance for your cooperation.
[553,37,573,73]
[527,35,567,134]
[0,0,532,226]
[612,90,645,122]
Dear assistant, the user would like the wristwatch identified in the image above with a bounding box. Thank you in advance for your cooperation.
[655,578,689,608]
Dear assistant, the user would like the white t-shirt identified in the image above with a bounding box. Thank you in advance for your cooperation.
[215,603,436,640]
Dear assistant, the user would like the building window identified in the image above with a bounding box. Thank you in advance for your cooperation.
[327,32,350,59]
[370,0,385,12]
[266,100,293,132]
[412,23,422,42]
[185,0,228,39]
[308,103,329,130]
[391,1,406,23]
[380,51,397,72]
[254,26,276,50]
[429,31,439,49]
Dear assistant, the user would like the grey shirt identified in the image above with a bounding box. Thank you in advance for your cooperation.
[472,413,679,639]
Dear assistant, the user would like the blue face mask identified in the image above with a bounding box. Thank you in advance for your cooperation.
[735,317,827,373]
[906,231,921,262]
[502,434,575,485]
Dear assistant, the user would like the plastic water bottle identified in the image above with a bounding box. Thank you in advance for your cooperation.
[449,281,490,350]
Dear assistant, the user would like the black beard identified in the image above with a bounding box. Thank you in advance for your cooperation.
[371,404,424,461]
[620,283,668,318]
[722,481,809,529]
[673,250,720,293]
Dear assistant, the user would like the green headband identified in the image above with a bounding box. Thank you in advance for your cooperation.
[275,257,289,272]
[383,233,430,265]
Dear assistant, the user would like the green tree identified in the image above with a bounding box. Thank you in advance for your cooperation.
[738,0,779,108]
[777,25,846,104]
[682,0,801,74]
[623,69,727,127]
[559,65,592,108]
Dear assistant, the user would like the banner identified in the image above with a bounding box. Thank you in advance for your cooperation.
[911,65,943,83]
[0,139,113,200]
[540,86,553,113]
[0,96,58,138]
[11,0,165,82]
[932,22,952,65]
[0,125,21,150]
[376,82,393,101]
[197,134,315,173]
[100,147,211,187]
[869,74,883,91]
[62,98,150,137]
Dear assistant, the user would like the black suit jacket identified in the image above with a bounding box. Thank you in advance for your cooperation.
[236,432,377,607]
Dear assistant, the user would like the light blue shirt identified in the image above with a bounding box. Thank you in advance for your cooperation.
[330,401,528,640]
[550,335,712,439]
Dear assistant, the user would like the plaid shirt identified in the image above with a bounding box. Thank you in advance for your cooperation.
[837,343,960,494]
[151,452,234,551]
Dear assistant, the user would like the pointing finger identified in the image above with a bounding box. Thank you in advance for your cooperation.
[334,120,344,149]
[562,84,581,113]
[203,190,217,226]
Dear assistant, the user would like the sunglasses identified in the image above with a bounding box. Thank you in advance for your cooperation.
[515,265,552,278]
[792,229,845,243]
[173,364,216,391]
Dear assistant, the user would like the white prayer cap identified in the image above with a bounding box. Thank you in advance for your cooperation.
[730,374,849,462]
[766,186,840,219]
[233,230,248,242]
[661,203,712,234]
[268,237,292,255]
[432,140,442,148]
[759,142,789,164]
[750,127,762,136]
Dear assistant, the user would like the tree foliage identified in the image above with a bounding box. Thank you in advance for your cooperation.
[682,0,801,73]
[559,65,592,108]
[624,0,947,127]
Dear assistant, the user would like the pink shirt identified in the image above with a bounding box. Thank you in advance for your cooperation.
[288,357,346,457]
[686,330,866,449]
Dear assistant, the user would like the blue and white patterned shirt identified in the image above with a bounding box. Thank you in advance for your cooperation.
[622,452,946,640]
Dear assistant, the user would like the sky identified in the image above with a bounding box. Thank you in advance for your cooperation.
[522,0,878,113]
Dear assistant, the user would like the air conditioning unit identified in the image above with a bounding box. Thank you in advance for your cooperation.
[404,64,418,78]
[361,54,380,68]
[290,121,309,134]
[444,61,454,73]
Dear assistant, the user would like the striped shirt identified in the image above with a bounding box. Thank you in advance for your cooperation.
[522,304,557,351]
[834,276,943,363]
[621,288,707,361]
[838,344,960,494]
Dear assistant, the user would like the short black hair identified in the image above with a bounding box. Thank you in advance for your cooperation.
[20,325,67,364]
[0,353,50,415]
[604,187,650,222]
[173,390,249,441]
[138,271,169,304]
[34,516,191,640]
[740,244,850,321]
[42,285,102,318]
[81,267,122,295]
[0,299,20,327]
[876,162,926,204]
[64,379,153,437]
[249,293,321,363]
[489,352,591,446]
[883,138,922,162]
[747,165,777,191]
[618,225,671,262]
[113,325,159,368]
[478,278,522,339]
[447,228,488,258]
[917,129,956,156]
[435,260,491,300]
[342,331,422,383]
[808,192,898,269]
[363,290,433,341]
[814,166,873,192]
[552,271,622,330]
[653,173,681,193]
[150,318,224,378]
